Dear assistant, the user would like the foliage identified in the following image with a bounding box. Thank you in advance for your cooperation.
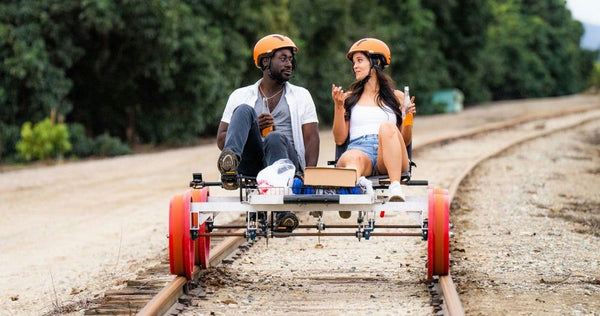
[367,0,452,115]
[92,133,131,157]
[482,0,595,100]
[69,122,132,158]
[16,118,71,161]
[0,122,21,162]
[68,123,94,157]
[421,0,493,103]
[418,98,449,116]
[589,62,600,92]
[0,0,597,156]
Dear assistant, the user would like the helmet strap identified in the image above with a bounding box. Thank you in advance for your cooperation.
[357,55,378,86]
[359,73,371,87]
[265,49,295,84]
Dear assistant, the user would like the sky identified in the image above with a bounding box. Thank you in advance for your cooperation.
[566,0,600,25]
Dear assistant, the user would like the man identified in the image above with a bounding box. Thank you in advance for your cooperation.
[216,34,320,232]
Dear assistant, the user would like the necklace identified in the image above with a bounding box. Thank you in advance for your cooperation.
[259,85,284,112]
[259,85,284,101]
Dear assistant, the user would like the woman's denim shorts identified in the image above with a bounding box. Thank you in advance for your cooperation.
[347,134,378,175]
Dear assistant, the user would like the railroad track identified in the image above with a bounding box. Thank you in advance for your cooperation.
[83,104,600,316]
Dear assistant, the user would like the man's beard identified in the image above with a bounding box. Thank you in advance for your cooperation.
[269,68,291,84]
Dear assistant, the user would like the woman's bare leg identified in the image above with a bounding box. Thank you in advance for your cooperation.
[336,149,373,179]
[376,121,408,182]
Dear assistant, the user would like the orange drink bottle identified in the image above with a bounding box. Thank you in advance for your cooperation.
[261,125,273,137]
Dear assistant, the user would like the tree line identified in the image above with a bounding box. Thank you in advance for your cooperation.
[1,0,597,162]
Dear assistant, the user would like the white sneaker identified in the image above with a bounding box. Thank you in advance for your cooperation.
[357,176,374,195]
[388,181,405,202]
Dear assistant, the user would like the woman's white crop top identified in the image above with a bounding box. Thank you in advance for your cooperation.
[349,104,397,141]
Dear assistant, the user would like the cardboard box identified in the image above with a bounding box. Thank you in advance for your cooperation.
[303,167,357,187]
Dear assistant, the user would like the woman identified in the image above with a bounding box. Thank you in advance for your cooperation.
[332,38,416,202]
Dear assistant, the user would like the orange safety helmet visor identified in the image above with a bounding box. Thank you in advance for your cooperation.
[253,34,299,69]
[346,38,391,66]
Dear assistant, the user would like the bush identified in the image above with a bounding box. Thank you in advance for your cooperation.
[68,123,94,158]
[93,133,132,157]
[69,123,132,158]
[1,123,21,162]
[589,62,600,93]
[16,118,71,161]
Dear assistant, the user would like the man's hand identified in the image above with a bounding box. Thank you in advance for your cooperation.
[257,113,274,131]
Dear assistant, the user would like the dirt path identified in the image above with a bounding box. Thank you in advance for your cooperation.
[0,94,598,315]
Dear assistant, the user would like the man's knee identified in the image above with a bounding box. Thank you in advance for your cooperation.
[263,131,286,147]
[231,104,255,117]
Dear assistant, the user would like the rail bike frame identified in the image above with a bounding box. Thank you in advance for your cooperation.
[168,173,449,281]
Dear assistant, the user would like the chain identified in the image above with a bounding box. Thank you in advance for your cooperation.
[259,85,284,111]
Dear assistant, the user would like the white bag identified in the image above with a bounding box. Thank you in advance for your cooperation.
[256,159,296,195]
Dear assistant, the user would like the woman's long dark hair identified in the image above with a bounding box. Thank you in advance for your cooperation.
[344,54,402,128]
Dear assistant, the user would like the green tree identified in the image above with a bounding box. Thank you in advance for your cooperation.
[0,1,78,125]
[289,0,356,124]
[482,0,595,100]
[66,0,224,144]
[422,0,494,103]
[184,0,297,133]
[368,0,452,109]
[520,0,594,95]
[1,0,596,158]
[289,0,451,124]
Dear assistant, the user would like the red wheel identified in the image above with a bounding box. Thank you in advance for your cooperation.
[169,194,184,276]
[181,190,196,279]
[169,192,196,279]
[427,188,450,279]
[192,188,211,269]
[196,223,211,268]
[427,187,435,279]
[433,189,449,276]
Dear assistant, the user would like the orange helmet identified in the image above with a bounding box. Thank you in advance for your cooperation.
[346,38,391,66]
[253,34,298,69]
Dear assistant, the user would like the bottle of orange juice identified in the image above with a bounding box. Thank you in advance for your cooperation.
[261,125,273,137]
[403,86,413,126]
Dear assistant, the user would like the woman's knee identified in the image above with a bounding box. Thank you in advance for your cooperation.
[379,121,398,137]
[338,149,369,168]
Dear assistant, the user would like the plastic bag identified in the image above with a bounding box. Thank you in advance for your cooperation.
[256,159,296,195]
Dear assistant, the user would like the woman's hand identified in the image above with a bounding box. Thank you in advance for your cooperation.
[404,96,417,116]
[332,84,349,110]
